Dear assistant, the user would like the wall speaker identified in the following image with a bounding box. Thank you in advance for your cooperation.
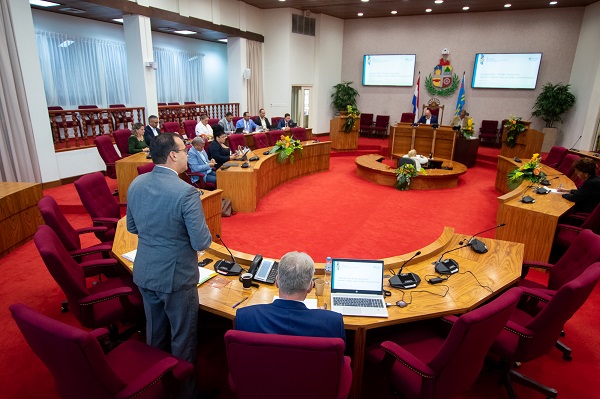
[243,68,251,80]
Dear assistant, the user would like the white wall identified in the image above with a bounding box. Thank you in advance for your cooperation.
[563,1,600,150]
[342,8,584,138]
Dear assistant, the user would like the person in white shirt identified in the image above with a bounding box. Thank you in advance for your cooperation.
[195,114,213,140]
[402,149,429,171]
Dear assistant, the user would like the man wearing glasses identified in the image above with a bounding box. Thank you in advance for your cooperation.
[127,133,212,398]
[143,115,161,147]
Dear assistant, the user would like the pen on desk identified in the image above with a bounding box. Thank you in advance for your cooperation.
[232,296,248,309]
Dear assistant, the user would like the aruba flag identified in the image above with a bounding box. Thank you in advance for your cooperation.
[454,73,466,115]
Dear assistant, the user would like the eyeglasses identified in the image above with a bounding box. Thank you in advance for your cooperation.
[173,147,188,154]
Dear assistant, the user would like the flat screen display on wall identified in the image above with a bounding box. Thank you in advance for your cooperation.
[472,53,543,89]
[362,54,416,86]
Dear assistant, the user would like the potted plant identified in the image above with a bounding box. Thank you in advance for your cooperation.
[532,82,576,151]
[343,105,361,133]
[331,82,359,114]
[269,135,303,163]
[504,116,527,148]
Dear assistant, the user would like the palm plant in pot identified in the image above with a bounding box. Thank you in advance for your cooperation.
[532,82,576,150]
[331,82,359,115]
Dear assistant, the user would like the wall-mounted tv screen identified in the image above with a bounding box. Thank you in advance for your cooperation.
[362,54,416,87]
[472,53,542,89]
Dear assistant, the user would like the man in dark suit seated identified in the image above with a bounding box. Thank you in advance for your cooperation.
[277,113,296,131]
[143,115,161,147]
[253,108,271,131]
[235,251,346,344]
[417,108,439,125]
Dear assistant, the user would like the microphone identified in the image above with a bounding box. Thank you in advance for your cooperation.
[389,251,422,289]
[433,242,472,275]
[465,223,506,254]
[521,185,535,204]
[214,234,242,276]
[569,135,582,151]
[539,175,561,186]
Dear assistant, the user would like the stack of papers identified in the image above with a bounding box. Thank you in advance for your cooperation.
[122,249,137,262]
[198,267,217,285]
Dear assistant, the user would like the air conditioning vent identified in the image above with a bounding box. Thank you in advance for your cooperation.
[292,14,315,36]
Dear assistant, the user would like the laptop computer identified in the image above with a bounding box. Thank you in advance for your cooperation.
[235,127,244,133]
[330,258,389,318]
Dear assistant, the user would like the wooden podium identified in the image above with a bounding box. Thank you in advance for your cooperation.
[500,122,544,159]
[388,123,456,160]
[330,116,359,150]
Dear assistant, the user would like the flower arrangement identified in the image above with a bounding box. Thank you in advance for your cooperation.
[269,135,303,163]
[508,153,546,189]
[504,116,527,148]
[395,163,426,190]
[343,105,361,133]
[461,117,475,139]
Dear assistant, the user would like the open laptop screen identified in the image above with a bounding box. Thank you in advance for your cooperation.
[331,258,384,295]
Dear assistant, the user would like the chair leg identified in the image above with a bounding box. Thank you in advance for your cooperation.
[61,300,69,313]
[507,369,558,399]
[555,340,573,361]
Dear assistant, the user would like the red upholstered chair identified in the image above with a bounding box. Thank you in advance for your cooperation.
[112,129,131,157]
[137,163,155,175]
[109,104,134,129]
[267,130,283,146]
[182,168,216,191]
[228,134,246,152]
[400,112,416,123]
[78,105,112,132]
[74,172,124,239]
[225,330,352,399]
[372,115,390,137]
[10,303,194,399]
[479,120,500,147]
[162,121,180,134]
[34,225,143,331]
[167,102,180,106]
[542,146,568,168]
[182,120,197,140]
[232,116,243,126]
[48,106,81,140]
[552,205,600,261]
[253,133,268,149]
[38,196,114,262]
[271,116,283,127]
[490,264,600,399]
[290,127,307,141]
[359,113,373,136]
[208,118,219,127]
[366,288,521,399]
[94,135,121,180]
[184,101,196,104]
[556,153,580,177]
[158,102,167,106]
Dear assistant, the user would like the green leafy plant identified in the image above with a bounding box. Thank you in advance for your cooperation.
[508,153,546,190]
[343,105,361,133]
[504,116,526,148]
[461,117,475,139]
[331,82,359,112]
[532,82,576,128]
[269,135,303,163]
[395,164,426,190]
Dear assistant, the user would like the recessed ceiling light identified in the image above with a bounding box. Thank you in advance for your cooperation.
[58,40,74,48]
[357,12,364,16]
[218,38,228,43]
[278,0,285,2]
[462,6,470,10]
[174,30,197,35]
[435,0,444,4]
[29,0,60,6]
[549,1,557,4]
[391,10,398,14]
[112,18,123,23]
[426,8,432,12]
[504,3,511,7]
[361,0,369,2]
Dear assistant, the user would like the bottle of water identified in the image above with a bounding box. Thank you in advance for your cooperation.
[325,257,332,284]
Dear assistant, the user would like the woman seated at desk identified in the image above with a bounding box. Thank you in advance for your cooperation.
[128,123,150,154]
[209,126,237,169]
[558,158,600,213]
[402,149,429,171]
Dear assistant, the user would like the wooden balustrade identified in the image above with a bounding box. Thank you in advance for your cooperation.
[157,103,240,127]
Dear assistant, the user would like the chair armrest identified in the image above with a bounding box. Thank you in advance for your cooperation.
[75,226,109,235]
[91,328,110,341]
[93,217,120,226]
[556,224,583,234]
[79,286,133,305]
[521,260,553,278]
[560,214,587,227]
[79,258,118,277]
[503,320,534,339]
[90,328,115,353]
[441,315,459,326]
[520,286,554,302]
[70,243,113,259]
[114,358,179,399]
[381,341,435,379]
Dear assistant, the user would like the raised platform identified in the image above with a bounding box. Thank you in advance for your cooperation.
[355,154,467,190]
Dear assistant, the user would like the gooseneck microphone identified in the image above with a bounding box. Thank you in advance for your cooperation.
[521,185,535,204]
[214,234,242,276]
[569,135,582,151]
[389,251,422,289]
[433,242,472,275]
[466,223,506,254]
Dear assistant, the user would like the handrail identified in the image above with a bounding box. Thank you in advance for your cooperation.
[157,103,240,126]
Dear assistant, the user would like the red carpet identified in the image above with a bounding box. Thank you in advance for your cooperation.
[1,142,599,399]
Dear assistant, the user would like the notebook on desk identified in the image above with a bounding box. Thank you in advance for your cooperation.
[330,258,388,318]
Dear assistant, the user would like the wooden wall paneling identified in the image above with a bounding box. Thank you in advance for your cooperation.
[0,183,43,256]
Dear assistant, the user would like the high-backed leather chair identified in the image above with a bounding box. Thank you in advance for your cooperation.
[372,115,390,137]
[552,206,600,262]
[182,120,197,140]
[228,134,246,152]
[556,153,581,177]
[400,112,416,123]
[137,162,155,175]
[479,120,500,147]
[267,130,283,146]
[109,104,134,130]
[112,129,131,157]
[253,133,268,149]
[225,330,352,399]
[290,127,307,141]
[34,225,143,330]
[10,303,193,399]
[359,113,374,136]
[366,288,521,399]
[74,172,123,239]
[94,135,121,180]
[271,116,283,127]
[162,121,180,134]
[542,146,568,168]
[208,118,219,127]
[490,263,600,399]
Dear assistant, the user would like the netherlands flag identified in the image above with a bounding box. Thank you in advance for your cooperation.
[412,73,420,123]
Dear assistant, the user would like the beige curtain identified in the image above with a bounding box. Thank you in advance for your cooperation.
[246,40,264,115]
[0,0,41,182]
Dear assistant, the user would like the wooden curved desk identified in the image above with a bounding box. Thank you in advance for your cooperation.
[112,222,522,398]
[216,141,331,212]
[495,155,576,262]
[355,154,467,189]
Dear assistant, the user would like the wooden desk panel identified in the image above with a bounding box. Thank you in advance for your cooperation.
[115,152,151,202]
[217,141,331,212]
[0,182,44,256]
[112,224,522,399]
[389,124,456,160]
[495,156,576,262]
[568,149,600,163]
